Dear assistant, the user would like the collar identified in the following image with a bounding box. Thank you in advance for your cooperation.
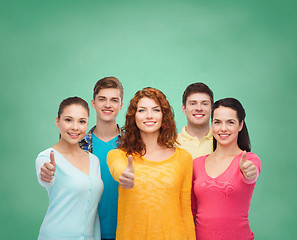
[180,126,213,141]
[81,124,122,143]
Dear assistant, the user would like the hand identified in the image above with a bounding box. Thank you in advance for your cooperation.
[239,151,257,180]
[119,155,135,189]
[40,150,56,183]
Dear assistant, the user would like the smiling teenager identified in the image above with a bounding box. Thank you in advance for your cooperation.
[177,83,214,159]
[38,77,124,240]
[35,97,103,240]
[191,98,261,240]
[107,87,195,240]
[79,77,123,240]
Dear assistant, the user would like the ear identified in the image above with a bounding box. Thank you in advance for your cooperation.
[182,104,187,115]
[239,120,244,132]
[91,99,96,109]
[120,101,123,110]
[55,117,59,128]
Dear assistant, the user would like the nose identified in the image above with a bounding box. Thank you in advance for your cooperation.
[221,122,227,131]
[146,110,153,119]
[105,100,111,108]
[196,103,202,111]
[72,121,79,130]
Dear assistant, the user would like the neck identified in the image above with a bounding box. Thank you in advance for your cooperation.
[213,142,242,157]
[53,139,81,154]
[93,118,119,142]
[140,131,163,153]
[186,122,210,141]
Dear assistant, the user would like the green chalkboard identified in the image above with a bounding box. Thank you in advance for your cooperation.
[1,0,296,239]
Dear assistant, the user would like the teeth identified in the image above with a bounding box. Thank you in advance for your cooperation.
[144,122,155,125]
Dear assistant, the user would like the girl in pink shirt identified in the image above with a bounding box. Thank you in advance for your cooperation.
[192,98,261,240]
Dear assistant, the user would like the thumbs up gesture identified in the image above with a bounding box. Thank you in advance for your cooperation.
[119,155,135,189]
[239,151,257,181]
[40,150,56,183]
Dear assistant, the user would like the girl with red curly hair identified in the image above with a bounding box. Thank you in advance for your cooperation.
[107,87,195,240]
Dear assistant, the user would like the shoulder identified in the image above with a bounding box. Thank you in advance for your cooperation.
[35,148,54,169]
[246,152,261,168]
[107,149,126,159]
[193,155,208,166]
[36,148,52,159]
[246,152,260,159]
[88,152,99,162]
[176,147,192,158]
[175,147,193,168]
[177,126,188,140]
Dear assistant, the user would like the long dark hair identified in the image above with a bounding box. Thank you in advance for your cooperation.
[211,98,251,152]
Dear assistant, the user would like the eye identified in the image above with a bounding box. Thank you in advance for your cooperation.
[98,98,105,102]
[213,121,220,125]
[228,121,235,125]
[203,102,209,106]
[153,108,161,112]
[65,118,71,122]
[80,120,87,124]
[138,109,145,112]
[112,99,119,103]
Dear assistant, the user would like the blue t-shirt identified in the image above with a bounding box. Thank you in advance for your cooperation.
[92,133,119,239]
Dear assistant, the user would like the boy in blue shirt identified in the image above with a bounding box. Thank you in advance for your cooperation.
[79,76,123,240]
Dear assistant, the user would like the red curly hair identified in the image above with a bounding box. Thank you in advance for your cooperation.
[119,87,177,156]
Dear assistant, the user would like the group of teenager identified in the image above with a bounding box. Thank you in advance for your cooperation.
[35,77,261,240]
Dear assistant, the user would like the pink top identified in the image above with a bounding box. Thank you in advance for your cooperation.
[192,152,261,240]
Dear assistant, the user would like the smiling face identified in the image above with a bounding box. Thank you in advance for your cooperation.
[55,104,89,145]
[91,88,123,123]
[135,97,163,136]
[182,92,211,128]
[212,106,243,147]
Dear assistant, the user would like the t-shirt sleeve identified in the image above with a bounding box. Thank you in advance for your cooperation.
[179,150,196,239]
[35,151,55,189]
[240,152,261,184]
[107,149,128,182]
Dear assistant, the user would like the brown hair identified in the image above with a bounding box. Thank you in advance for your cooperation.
[182,82,214,107]
[120,87,177,156]
[93,76,123,101]
[58,96,89,118]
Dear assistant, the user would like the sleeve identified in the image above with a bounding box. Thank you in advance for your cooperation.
[179,150,196,239]
[107,149,128,182]
[35,152,55,189]
[240,152,261,184]
[191,158,198,224]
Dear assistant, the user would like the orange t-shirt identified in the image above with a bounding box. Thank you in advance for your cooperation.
[107,147,195,240]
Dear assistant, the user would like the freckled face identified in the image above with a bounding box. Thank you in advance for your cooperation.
[135,97,163,135]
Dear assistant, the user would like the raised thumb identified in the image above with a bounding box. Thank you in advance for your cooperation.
[127,155,134,173]
[50,150,56,167]
[240,150,247,167]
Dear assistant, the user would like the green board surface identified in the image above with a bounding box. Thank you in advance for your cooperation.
[1,0,296,239]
